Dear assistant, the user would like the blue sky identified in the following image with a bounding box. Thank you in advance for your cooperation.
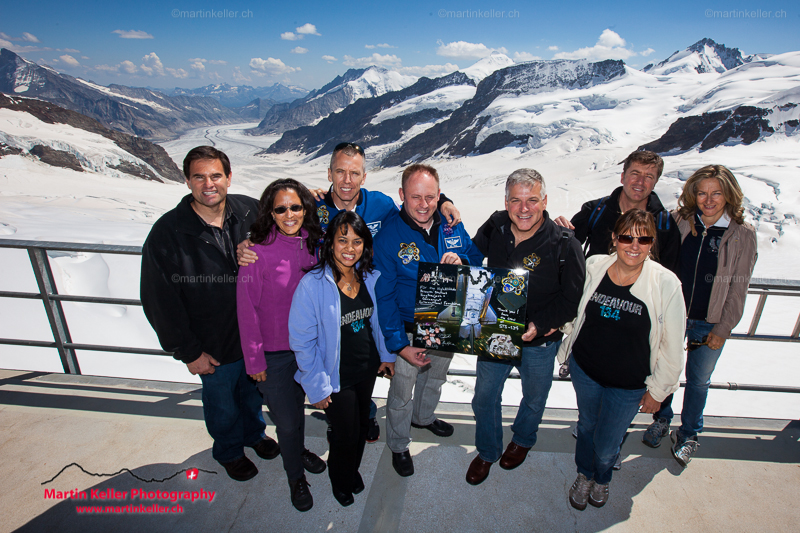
[2,0,798,91]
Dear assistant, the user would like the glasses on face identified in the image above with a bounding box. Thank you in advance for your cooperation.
[333,142,365,156]
[273,204,304,215]
[617,234,654,245]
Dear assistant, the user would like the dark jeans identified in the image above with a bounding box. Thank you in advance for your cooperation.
[257,350,306,481]
[655,319,723,438]
[324,376,377,493]
[199,358,267,463]
[571,358,644,485]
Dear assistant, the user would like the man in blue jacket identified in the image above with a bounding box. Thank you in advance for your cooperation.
[373,163,483,477]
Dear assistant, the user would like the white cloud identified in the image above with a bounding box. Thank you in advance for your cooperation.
[513,51,541,62]
[641,48,655,57]
[366,43,395,49]
[0,34,51,53]
[94,64,118,72]
[120,60,138,74]
[548,45,559,51]
[281,32,299,40]
[249,57,299,75]
[436,40,507,60]
[290,46,308,54]
[59,54,80,67]
[189,58,206,71]
[112,29,154,39]
[22,32,40,43]
[232,66,250,83]
[166,67,188,78]
[81,55,89,60]
[342,53,402,68]
[140,52,165,76]
[553,29,636,61]
[295,23,320,36]
[321,55,337,62]
[397,63,459,77]
[208,59,227,65]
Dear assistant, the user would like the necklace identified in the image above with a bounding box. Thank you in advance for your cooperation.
[612,263,642,286]
[340,272,358,293]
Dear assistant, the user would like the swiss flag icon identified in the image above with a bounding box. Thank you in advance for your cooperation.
[186,468,199,480]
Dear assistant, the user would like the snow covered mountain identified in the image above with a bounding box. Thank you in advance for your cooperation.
[247,66,418,135]
[462,52,515,82]
[643,38,748,75]
[0,49,242,141]
[171,83,307,107]
[0,93,183,182]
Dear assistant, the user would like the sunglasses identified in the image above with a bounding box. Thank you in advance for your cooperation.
[617,234,654,245]
[334,142,365,156]
[273,204,304,215]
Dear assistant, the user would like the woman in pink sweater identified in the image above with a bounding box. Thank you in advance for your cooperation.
[237,178,324,512]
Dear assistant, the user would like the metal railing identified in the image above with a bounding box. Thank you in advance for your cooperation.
[1,239,799,393]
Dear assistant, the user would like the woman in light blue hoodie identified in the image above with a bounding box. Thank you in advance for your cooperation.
[289,211,395,507]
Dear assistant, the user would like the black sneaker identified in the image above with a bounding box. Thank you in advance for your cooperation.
[289,476,313,512]
[411,418,454,437]
[220,456,258,482]
[301,449,326,474]
[249,436,280,460]
[366,418,380,443]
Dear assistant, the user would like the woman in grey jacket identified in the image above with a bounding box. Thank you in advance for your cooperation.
[642,165,758,468]
[289,211,395,507]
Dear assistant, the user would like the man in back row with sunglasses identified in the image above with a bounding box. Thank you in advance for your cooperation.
[554,149,682,453]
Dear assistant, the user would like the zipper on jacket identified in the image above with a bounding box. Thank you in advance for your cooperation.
[686,227,707,314]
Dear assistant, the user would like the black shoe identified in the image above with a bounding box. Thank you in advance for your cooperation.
[301,449,326,474]
[411,418,454,437]
[289,476,313,512]
[332,484,354,507]
[220,456,258,482]
[249,436,280,460]
[353,472,365,494]
[392,451,414,477]
[366,417,380,443]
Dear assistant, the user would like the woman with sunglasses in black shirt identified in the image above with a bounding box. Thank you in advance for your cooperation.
[557,209,685,510]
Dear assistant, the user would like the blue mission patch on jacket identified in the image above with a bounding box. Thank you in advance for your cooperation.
[316,188,398,236]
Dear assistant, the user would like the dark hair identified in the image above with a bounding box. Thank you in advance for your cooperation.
[621,150,664,180]
[677,164,745,231]
[609,209,659,261]
[183,146,231,179]
[401,163,439,189]
[311,211,374,283]
[249,178,322,250]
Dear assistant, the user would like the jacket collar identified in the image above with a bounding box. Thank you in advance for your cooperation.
[324,187,364,210]
[609,186,667,214]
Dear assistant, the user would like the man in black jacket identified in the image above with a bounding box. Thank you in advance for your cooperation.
[555,150,680,274]
[465,169,586,486]
[140,146,279,483]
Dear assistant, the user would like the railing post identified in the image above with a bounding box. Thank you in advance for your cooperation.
[28,248,81,374]
[747,293,768,337]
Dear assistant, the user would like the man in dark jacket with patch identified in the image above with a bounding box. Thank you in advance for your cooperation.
[140,146,279,482]
[555,150,680,274]
[465,168,585,486]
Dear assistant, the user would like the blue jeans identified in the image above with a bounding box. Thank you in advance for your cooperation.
[472,341,559,463]
[571,358,644,485]
[200,358,267,464]
[655,319,722,438]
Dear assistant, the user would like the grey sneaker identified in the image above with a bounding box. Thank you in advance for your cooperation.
[569,473,593,511]
[670,430,699,468]
[642,417,670,448]
[588,481,609,508]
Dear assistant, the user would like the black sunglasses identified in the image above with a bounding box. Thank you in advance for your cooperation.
[334,142,365,156]
[273,204,304,215]
[617,235,654,245]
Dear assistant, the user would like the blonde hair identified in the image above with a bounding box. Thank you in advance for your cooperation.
[677,165,745,235]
